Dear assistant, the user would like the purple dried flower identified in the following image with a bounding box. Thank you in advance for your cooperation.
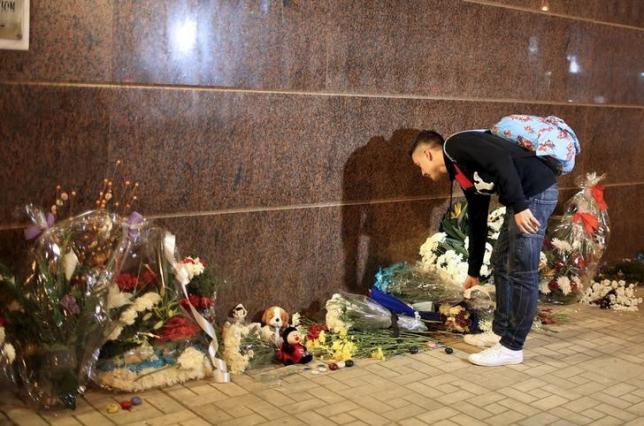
[60,294,80,315]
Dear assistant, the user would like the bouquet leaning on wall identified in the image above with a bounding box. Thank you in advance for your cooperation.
[92,223,229,392]
[0,207,130,409]
[540,172,610,304]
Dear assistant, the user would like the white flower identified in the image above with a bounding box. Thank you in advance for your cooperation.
[539,251,547,270]
[120,309,138,326]
[464,237,469,250]
[479,319,493,332]
[222,322,254,374]
[107,325,124,341]
[62,250,79,281]
[325,294,350,332]
[539,280,551,295]
[0,327,4,345]
[107,285,132,310]
[177,347,207,371]
[557,276,572,296]
[551,238,573,253]
[182,257,205,280]
[133,292,162,312]
[580,279,642,311]
[419,232,447,265]
[2,343,15,363]
[291,312,301,327]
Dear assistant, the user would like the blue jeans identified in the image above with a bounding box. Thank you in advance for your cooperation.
[491,183,558,351]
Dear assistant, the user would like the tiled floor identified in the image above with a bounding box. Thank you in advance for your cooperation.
[2,297,644,426]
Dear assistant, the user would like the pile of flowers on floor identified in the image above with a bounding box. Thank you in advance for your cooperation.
[580,280,642,311]
[0,167,640,411]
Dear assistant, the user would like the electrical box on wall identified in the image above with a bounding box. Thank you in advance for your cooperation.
[0,0,29,50]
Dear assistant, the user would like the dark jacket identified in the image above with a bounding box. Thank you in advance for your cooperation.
[443,130,556,277]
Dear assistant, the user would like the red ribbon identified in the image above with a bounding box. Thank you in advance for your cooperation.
[453,164,473,189]
[590,184,607,211]
[572,212,599,235]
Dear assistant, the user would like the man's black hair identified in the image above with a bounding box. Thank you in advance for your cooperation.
[409,130,445,156]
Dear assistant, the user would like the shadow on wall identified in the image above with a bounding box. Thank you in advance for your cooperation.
[341,128,451,294]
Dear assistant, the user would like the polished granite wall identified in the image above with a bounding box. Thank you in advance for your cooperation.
[0,1,642,317]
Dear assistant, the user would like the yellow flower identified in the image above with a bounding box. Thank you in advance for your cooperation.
[306,331,328,351]
[330,335,356,361]
[305,340,315,351]
[371,347,385,361]
[450,202,463,219]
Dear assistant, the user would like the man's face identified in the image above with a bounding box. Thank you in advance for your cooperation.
[411,144,445,181]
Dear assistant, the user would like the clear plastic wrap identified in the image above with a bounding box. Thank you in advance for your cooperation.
[396,315,428,332]
[540,173,611,304]
[374,262,463,305]
[463,284,496,332]
[92,225,225,392]
[325,292,392,332]
[0,266,17,387]
[0,209,129,409]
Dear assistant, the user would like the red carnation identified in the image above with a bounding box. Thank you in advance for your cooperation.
[180,294,215,310]
[306,323,327,341]
[116,273,139,291]
[180,294,201,310]
[548,279,559,291]
[139,269,158,287]
[199,296,214,308]
[0,316,6,327]
[156,315,200,342]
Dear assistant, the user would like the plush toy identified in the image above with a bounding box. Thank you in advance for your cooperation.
[276,326,313,365]
[260,306,289,346]
[223,304,260,340]
[221,304,261,375]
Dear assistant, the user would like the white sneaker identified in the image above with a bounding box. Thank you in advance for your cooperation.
[468,343,523,367]
[463,331,502,348]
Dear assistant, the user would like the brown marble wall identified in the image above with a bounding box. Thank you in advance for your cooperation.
[482,0,643,27]
[0,1,642,316]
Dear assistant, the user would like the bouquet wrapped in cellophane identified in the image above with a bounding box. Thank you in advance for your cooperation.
[300,293,437,362]
[0,164,230,408]
[540,172,610,304]
[373,262,463,306]
[92,224,229,392]
[325,292,393,332]
[0,208,130,409]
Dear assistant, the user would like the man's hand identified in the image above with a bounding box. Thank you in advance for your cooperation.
[514,209,541,234]
[463,275,480,290]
